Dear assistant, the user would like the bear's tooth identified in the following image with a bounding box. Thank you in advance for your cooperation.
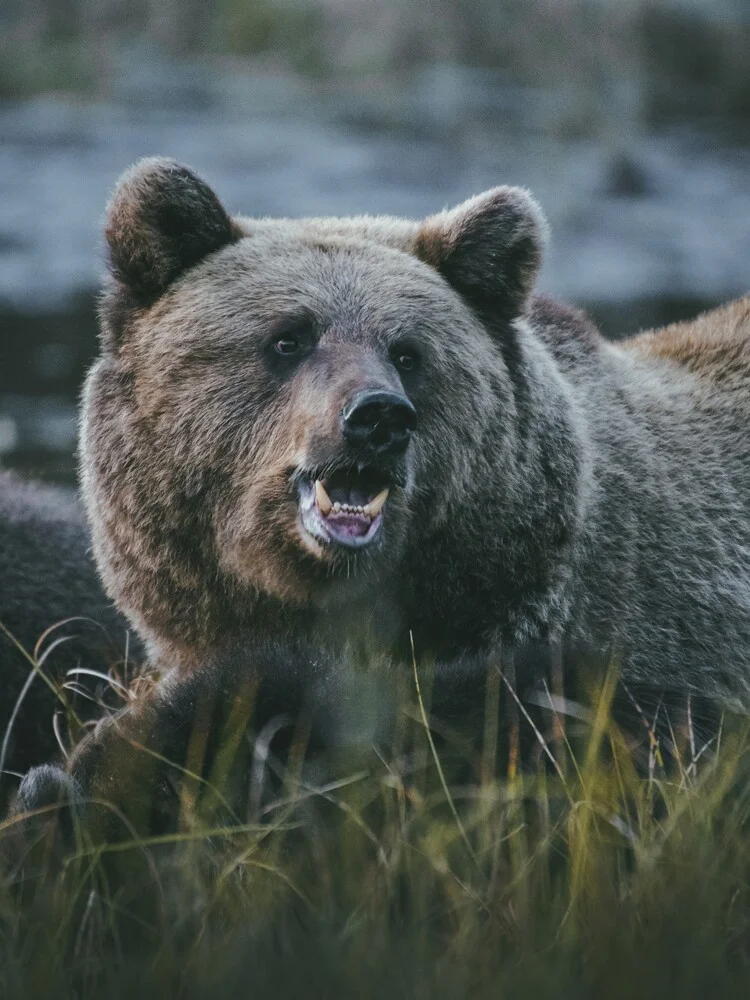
[363,488,389,518]
[333,501,342,513]
[315,480,333,516]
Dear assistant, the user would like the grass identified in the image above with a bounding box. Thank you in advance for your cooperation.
[1,638,750,999]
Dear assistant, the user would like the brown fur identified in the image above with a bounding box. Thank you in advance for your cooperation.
[625,296,750,391]
[84,159,554,671]
[0,472,141,780]
[79,158,750,713]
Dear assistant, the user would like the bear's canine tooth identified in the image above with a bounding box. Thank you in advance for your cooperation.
[315,480,333,516]
[363,488,389,518]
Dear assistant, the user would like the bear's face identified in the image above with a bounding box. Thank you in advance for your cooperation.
[82,159,547,658]
[117,236,502,588]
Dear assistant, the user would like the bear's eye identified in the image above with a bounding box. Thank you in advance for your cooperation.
[267,317,316,364]
[274,338,300,355]
[393,348,420,374]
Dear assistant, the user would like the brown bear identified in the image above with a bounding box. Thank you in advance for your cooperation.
[0,472,141,782]
[79,157,750,711]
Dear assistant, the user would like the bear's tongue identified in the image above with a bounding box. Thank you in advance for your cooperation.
[314,479,389,540]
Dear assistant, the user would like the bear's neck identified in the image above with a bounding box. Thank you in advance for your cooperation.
[400,312,750,702]
[400,312,593,659]
[150,584,406,675]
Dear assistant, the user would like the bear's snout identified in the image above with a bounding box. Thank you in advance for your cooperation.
[341,389,417,458]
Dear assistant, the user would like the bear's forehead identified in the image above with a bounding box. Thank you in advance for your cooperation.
[228,227,435,285]
[131,231,484,372]
[234,214,420,255]
[166,230,463,324]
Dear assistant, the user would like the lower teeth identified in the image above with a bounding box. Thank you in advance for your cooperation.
[334,503,367,516]
[313,481,389,519]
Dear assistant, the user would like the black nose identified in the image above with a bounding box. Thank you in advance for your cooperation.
[341,389,417,454]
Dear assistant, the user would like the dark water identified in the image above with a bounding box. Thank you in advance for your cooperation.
[1,84,748,481]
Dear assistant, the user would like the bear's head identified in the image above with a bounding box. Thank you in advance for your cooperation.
[81,158,549,665]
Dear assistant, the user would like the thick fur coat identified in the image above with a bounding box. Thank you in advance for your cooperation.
[0,472,140,777]
[79,158,750,708]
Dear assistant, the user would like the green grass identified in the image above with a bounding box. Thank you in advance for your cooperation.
[1,649,750,999]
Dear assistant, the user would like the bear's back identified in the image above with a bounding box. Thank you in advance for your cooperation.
[623,296,750,394]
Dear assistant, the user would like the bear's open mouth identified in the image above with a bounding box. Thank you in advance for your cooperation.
[297,466,390,550]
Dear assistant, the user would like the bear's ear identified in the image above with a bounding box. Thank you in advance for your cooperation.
[104,157,240,304]
[415,187,548,318]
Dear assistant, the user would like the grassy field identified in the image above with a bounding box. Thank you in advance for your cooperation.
[1,651,749,999]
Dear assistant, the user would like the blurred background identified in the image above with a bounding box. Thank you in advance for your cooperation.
[0,0,748,481]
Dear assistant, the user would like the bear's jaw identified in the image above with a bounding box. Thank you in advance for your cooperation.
[314,479,390,521]
[296,469,391,552]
